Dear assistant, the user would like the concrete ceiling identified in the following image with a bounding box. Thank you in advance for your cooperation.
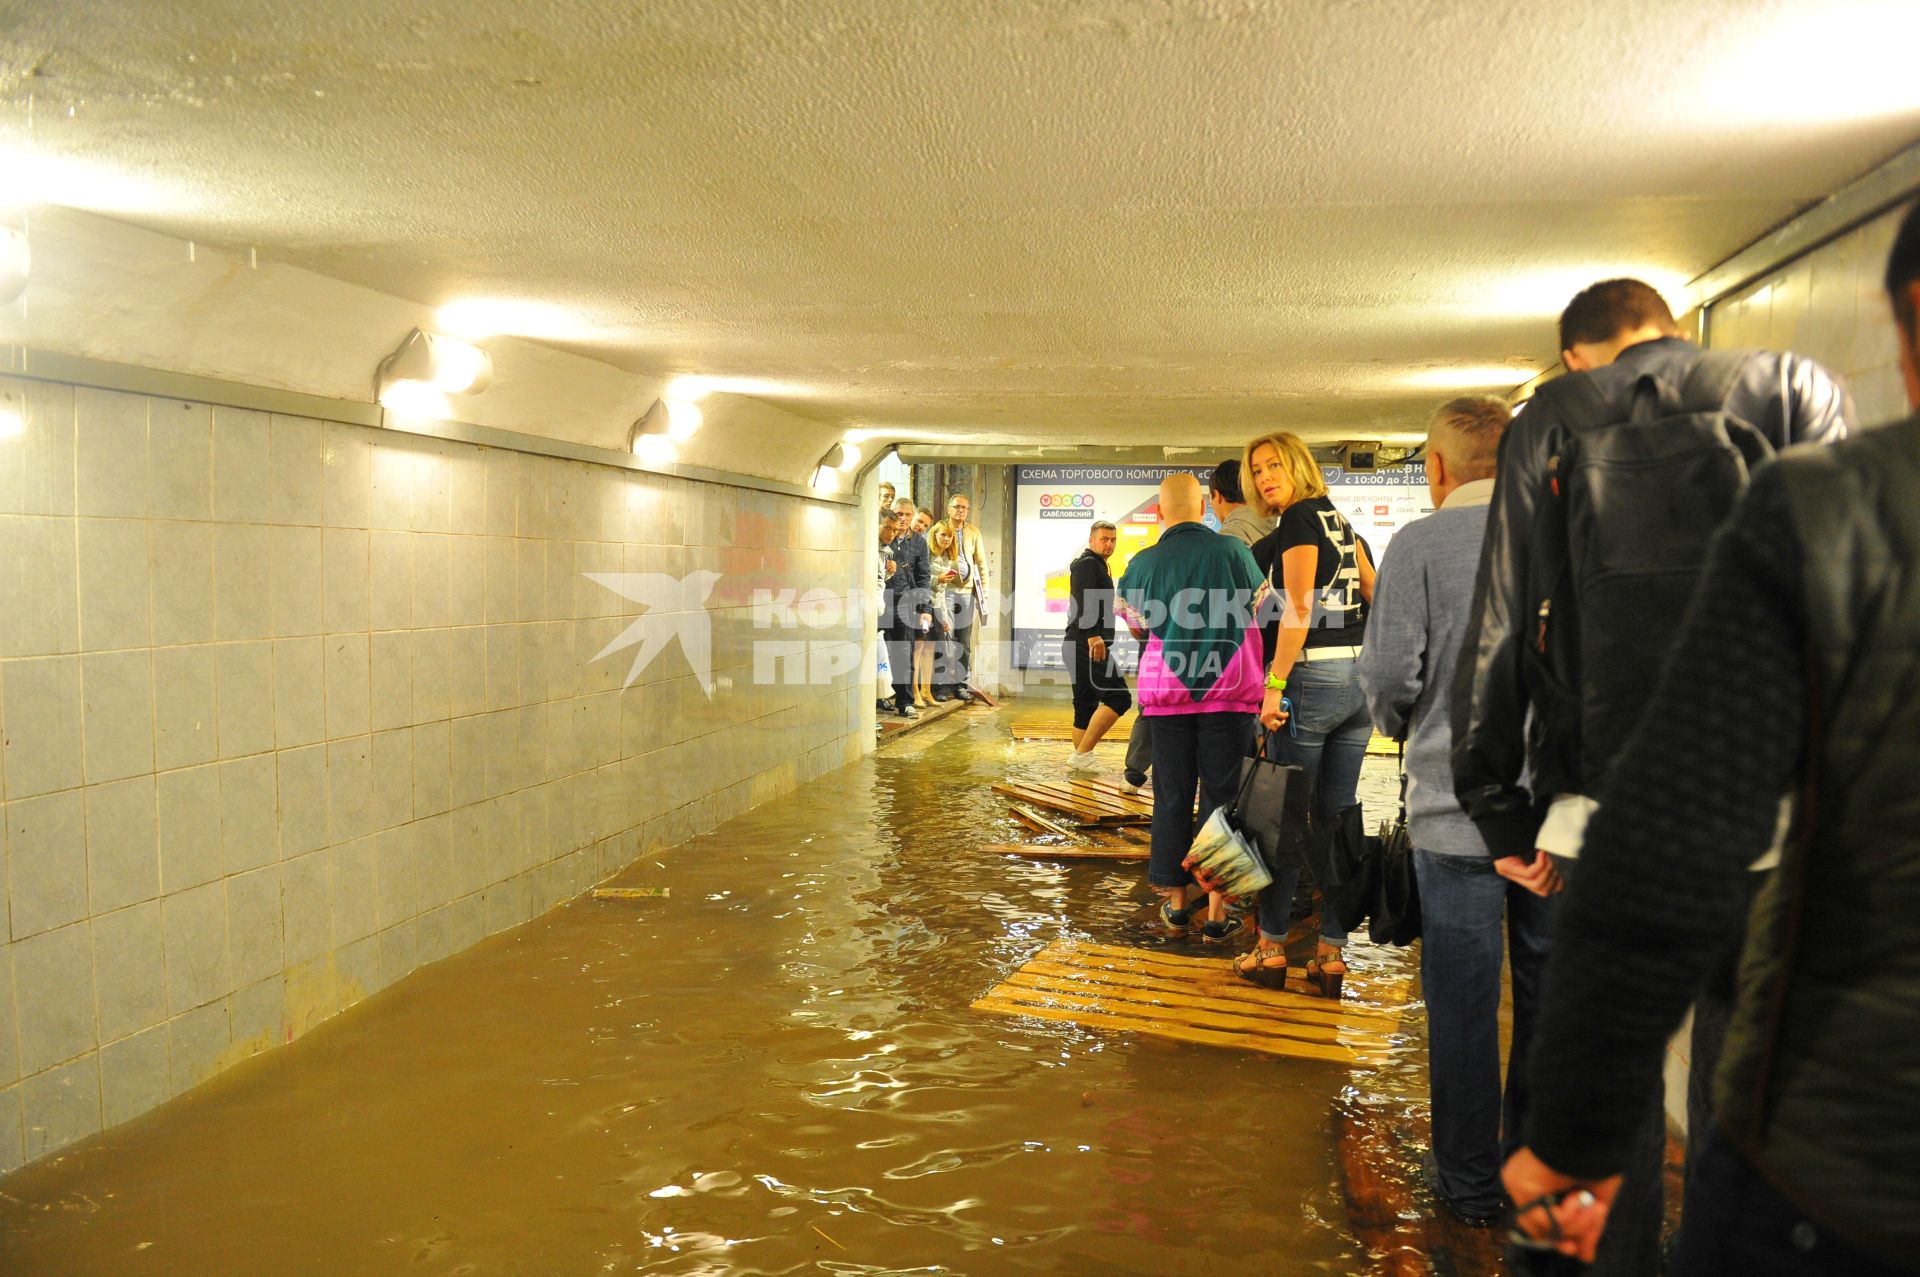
[4,0,1919,448]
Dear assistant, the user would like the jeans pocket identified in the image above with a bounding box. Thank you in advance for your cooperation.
[1290,665,1357,735]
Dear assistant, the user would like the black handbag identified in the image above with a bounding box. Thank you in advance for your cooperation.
[1365,747,1422,946]
[1235,730,1301,869]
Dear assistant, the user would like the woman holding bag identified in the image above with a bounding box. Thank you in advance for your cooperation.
[1233,431,1376,997]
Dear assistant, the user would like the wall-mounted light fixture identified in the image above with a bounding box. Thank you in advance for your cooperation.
[0,226,27,305]
[375,328,493,416]
[0,405,23,441]
[629,399,677,467]
[811,439,862,489]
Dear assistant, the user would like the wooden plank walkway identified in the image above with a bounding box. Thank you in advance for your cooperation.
[986,841,1150,861]
[990,777,1153,824]
[1009,717,1133,742]
[973,939,1407,1066]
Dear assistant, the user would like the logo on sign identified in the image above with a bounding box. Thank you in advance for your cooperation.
[1037,492,1097,520]
[1374,504,1390,516]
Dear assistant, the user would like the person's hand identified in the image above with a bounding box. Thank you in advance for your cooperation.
[1259,686,1288,732]
[941,569,959,583]
[1493,853,1563,896]
[1087,636,1107,662]
[1501,1147,1621,1264]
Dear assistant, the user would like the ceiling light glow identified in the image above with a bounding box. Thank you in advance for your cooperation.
[664,399,703,441]
[1706,2,1920,124]
[0,227,27,304]
[1398,365,1539,391]
[377,328,493,398]
[1470,267,1697,321]
[434,298,595,341]
[0,146,196,217]
[634,434,677,467]
[378,380,452,419]
[834,442,861,471]
[0,406,24,440]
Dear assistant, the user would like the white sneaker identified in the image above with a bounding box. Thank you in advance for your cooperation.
[1067,750,1100,773]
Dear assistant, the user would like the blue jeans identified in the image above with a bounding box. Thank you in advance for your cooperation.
[1414,849,1558,1214]
[1257,657,1370,944]
[1146,711,1255,890]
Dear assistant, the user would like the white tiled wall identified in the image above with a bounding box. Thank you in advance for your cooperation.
[0,377,866,1170]
[1708,203,1911,426]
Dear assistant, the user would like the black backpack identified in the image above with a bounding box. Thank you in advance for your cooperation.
[1522,350,1774,794]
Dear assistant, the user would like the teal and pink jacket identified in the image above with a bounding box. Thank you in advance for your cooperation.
[1117,522,1267,716]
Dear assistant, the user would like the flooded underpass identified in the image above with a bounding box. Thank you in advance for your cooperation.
[0,698,1448,1276]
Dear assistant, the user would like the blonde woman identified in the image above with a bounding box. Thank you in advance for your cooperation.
[921,523,962,706]
[1233,431,1376,997]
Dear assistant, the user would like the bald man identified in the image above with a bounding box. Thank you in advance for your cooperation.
[1115,472,1268,943]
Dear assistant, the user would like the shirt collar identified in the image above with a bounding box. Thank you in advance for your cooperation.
[1441,479,1495,509]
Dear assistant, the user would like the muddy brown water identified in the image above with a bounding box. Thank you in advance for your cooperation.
[0,701,1432,1276]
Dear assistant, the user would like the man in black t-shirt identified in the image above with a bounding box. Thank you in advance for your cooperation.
[1062,520,1132,770]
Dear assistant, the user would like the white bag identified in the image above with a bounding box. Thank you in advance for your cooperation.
[1182,806,1273,898]
[875,637,892,685]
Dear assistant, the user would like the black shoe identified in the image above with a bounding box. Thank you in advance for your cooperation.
[1420,1153,1501,1228]
[894,704,919,719]
[955,687,976,703]
[932,690,954,702]
[1124,771,1147,787]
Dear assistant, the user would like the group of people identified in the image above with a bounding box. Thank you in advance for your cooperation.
[876,486,986,718]
[1053,199,1920,1276]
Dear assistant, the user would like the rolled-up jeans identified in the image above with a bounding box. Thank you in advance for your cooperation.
[1146,711,1255,890]
[1256,656,1371,945]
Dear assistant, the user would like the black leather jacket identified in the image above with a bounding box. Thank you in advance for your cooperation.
[1450,337,1853,857]
[883,531,932,630]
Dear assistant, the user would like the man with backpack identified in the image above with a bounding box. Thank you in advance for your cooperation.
[1452,278,1852,1273]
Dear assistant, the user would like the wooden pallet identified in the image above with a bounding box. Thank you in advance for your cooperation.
[987,842,1151,861]
[973,939,1404,1065]
[1009,718,1134,743]
[990,777,1153,824]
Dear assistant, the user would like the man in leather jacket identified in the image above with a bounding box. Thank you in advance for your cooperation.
[1451,278,1852,1274]
[1502,203,1920,1277]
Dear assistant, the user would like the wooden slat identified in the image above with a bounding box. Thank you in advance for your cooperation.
[1018,777,1153,818]
[999,972,1395,1050]
[985,842,1151,861]
[1007,805,1077,838]
[990,781,1146,824]
[972,937,1414,1063]
[1010,719,1134,741]
[1060,940,1415,1010]
[981,981,1388,1054]
[1015,960,1389,1029]
[971,995,1362,1065]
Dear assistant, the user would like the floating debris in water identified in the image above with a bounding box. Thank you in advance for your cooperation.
[591,886,669,901]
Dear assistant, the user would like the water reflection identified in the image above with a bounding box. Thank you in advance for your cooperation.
[0,701,1426,1276]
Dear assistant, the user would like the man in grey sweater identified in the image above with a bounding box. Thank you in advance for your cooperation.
[1357,396,1558,1227]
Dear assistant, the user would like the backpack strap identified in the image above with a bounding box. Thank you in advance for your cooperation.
[1679,348,1751,416]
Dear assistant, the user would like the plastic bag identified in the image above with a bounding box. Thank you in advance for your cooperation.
[1182,806,1273,900]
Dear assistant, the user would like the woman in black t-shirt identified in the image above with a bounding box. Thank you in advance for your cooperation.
[1234,431,1377,998]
